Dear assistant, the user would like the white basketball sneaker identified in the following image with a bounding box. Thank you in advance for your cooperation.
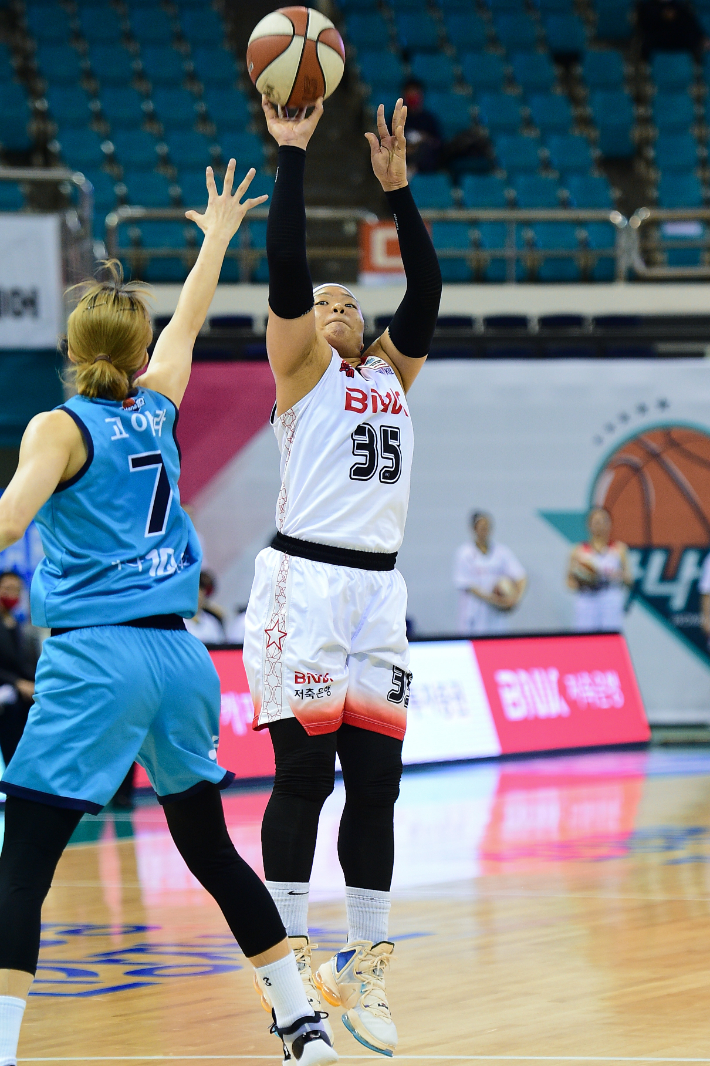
[315,940,397,1057]
[269,1012,338,1066]
[254,936,335,1044]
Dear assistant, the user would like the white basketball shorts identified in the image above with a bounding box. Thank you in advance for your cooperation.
[243,547,411,739]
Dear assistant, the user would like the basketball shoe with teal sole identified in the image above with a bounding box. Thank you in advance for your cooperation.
[315,940,397,1057]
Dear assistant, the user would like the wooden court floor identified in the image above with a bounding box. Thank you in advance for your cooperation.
[8,747,710,1065]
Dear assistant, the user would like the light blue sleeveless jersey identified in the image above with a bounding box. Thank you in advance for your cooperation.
[31,388,201,628]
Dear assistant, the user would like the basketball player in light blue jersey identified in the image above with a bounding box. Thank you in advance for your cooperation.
[0,162,338,1066]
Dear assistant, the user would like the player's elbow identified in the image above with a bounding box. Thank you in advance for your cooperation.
[0,520,25,549]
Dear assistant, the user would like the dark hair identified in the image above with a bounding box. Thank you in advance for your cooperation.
[470,510,492,528]
[588,505,611,520]
[0,570,22,584]
[199,569,217,596]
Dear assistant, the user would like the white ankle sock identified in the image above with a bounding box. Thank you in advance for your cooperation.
[0,996,26,1066]
[265,880,310,937]
[346,885,391,944]
[255,953,312,1029]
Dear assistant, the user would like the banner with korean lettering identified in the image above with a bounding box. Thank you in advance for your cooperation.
[134,636,647,790]
[0,215,62,348]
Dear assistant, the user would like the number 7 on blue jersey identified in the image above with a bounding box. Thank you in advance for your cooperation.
[129,451,173,537]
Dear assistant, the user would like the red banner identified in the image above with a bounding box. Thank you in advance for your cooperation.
[474,633,649,754]
[135,635,648,789]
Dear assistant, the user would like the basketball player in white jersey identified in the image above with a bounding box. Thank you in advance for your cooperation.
[567,506,633,631]
[454,511,527,635]
[243,96,442,1056]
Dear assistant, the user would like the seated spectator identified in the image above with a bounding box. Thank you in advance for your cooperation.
[403,77,442,174]
[225,603,248,644]
[0,570,40,772]
[185,569,226,645]
[567,506,633,632]
[636,0,708,58]
[443,127,494,180]
[453,511,527,634]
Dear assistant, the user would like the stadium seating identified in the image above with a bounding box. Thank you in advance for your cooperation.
[217,132,265,169]
[511,52,557,95]
[431,222,472,282]
[82,169,118,215]
[0,183,24,211]
[357,51,405,92]
[544,14,586,57]
[151,88,200,130]
[533,222,580,281]
[494,133,541,173]
[494,14,538,51]
[122,170,173,207]
[191,47,238,88]
[653,93,696,133]
[344,13,391,51]
[25,4,72,44]
[461,52,507,94]
[99,87,146,129]
[651,54,694,93]
[111,130,161,171]
[140,47,186,87]
[653,133,700,172]
[78,6,123,44]
[581,51,625,90]
[128,7,174,45]
[179,8,225,46]
[529,93,574,134]
[47,85,94,127]
[566,173,614,208]
[585,222,616,280]
[513,173,561,207]
[444,14,488,51]
[165,130,216,170]
[202,87,251,130]
[409,173,456,208]
[410,54,457,91]
[546,133,595,174]
[595,0,633,40]
[461,173,508,207]
[88,45,135,86]
[426,92,473,139]
[55,127,106,170]
[396,14,440,51]
[657,172,704,208]
[36,44,84,85]
[479,93,525,134]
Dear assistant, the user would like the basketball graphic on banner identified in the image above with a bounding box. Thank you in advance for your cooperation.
[247,7,345,109]
[590,424,710,659]
[592,426,710,569]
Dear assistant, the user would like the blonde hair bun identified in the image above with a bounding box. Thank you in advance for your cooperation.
[66,260,153,401]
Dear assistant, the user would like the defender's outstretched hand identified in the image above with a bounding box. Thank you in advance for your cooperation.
[185,160,268,242]
[366,99,408,192]
[262,95,324,150]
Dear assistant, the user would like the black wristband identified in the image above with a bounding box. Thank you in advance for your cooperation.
[266,145,314,320]
[384,185,442,359]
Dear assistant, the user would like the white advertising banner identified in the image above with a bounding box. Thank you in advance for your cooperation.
[0,214,62,348]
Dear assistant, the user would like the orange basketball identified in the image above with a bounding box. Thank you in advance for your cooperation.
[246,7,345,109]
[592,426,710,568]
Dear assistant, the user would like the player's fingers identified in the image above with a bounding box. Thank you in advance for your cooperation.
[261,94,276,118]
[295,106,308,120]
[222,158,236,196]
[234,166,254,199]
[205,165,218,200]
[309,97,324,126]
[395,123,406,151]
[364,131,380,151]
[243,194,269,210]
[376,103,389,140]
[184,210,204,229]
[277,104,284,119]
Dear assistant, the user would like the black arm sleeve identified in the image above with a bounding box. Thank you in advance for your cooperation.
[385,185,442,358]
[266,145,314,320]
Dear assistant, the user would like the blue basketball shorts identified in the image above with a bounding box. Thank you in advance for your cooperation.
[0,625,234,814]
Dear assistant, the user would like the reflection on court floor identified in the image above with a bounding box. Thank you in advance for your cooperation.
[8,746,710,1058]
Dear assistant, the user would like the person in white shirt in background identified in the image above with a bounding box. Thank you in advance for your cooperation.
[185,570,226,645]
[454,511,527,635]
[567,506,633,632]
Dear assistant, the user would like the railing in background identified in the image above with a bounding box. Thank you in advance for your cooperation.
[627,208,710,279]
[105,205,377,282]
[0,167,94,293]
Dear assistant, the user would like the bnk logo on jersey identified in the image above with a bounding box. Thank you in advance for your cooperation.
[544,423,710,662]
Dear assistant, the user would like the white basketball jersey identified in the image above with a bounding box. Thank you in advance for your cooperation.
[273,350,414,553]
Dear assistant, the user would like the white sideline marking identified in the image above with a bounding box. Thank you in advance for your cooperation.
[20,1057,710,1062]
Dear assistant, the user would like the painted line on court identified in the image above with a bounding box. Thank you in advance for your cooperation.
[20,1056,710,1062]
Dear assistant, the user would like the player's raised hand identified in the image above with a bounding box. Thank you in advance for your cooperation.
[366,99,408,192]
[262,95,324,150]
[185,161,268,242]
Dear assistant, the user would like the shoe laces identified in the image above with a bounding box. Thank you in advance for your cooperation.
[292,942,314,974]
[354,950,392,1020]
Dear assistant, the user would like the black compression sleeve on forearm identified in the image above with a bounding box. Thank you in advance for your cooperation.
[385,185,442,358]
[267,145,314,320]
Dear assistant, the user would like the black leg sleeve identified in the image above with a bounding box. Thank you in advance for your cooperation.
[384,185,442,359]
[267,145,314,320]
[261,718,337,883]
[0,796,82,974]
[163,784,285,959]
[336,724,403,891]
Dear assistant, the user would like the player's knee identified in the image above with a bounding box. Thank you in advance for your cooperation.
[345,760,402,810]
[272,752,336,806]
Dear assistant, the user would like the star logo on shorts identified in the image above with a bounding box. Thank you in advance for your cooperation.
[265,620,287,651]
